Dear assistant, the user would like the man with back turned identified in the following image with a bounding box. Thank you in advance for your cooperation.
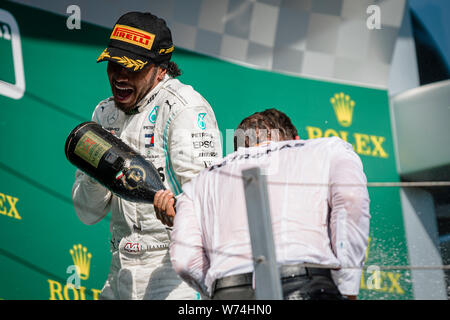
[155,109,370,300]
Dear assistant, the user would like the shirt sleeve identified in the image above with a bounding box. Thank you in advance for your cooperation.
[72,170,112,225]
[166,105,222,194]
[169,182,210,297]
[328,139,371,296]
[71,105,112,225]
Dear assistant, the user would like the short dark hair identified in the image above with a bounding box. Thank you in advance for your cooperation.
[234,108,298,150]
[260,108,298,140]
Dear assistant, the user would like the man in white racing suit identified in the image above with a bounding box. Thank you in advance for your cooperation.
[155,109,370,300]
[71,11,222,300]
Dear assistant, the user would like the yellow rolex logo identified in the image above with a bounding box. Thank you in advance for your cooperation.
[330,92,355,127]
[69,244,92,280]
[47,244,100,300]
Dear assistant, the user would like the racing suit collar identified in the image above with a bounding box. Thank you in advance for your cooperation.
[133,74,170,114]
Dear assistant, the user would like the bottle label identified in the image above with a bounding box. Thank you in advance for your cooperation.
[74,131,112,168]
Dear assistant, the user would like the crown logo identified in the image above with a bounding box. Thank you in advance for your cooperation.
[330,92,355,127]
[69,244,92,280]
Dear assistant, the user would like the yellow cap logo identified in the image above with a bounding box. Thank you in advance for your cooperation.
[159,46,174,54]
[330,93,355,127]
[110,24,155,50]
[69,244,92,280]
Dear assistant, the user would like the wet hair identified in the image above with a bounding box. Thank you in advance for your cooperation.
[163,61,182,78]
[260,108,298,140]
[234,108,298,150]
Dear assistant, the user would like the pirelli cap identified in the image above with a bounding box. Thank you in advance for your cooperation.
[97,12,174,71]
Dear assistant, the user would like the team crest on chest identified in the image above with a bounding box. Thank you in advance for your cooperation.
[149,105,159,124]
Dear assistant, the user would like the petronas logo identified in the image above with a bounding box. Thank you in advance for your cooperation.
[69,244,92,280]
[330,92,355,127]
[149,105,159,124]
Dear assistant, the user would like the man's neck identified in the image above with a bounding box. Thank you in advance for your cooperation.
[127,75,169,115]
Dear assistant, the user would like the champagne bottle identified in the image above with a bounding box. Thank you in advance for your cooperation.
[65,121,166,203]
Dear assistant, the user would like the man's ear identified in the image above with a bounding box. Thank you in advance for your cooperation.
[157,67,167,81]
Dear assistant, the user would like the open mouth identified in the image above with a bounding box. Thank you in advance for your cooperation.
[113,82,134,102]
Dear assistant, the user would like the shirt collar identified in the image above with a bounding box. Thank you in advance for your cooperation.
[131,74,170,114]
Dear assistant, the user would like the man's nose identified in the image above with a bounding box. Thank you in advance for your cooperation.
[115,66,131,81]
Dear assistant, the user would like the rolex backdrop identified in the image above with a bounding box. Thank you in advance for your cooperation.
[0,2,412,299]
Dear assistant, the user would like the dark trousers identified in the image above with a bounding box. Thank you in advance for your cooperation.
[212,267,345,300]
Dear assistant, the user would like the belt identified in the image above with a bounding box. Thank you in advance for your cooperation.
[280,264,331,279]
[213,264,332,292]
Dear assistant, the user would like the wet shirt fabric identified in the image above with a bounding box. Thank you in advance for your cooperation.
[170,138,370,297]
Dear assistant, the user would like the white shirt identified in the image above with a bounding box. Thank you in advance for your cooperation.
[169,137,370,297]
